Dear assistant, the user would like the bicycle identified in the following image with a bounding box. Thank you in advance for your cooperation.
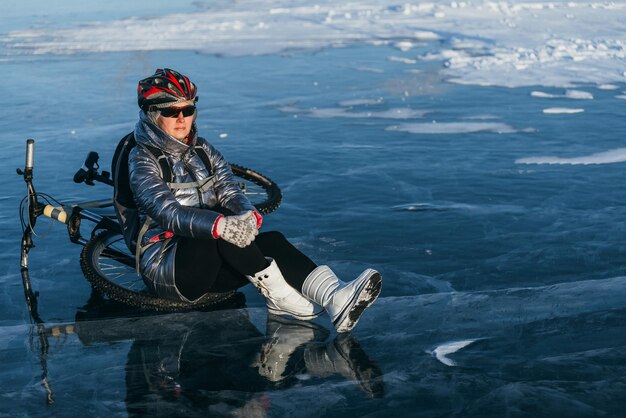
[18,138,283,315]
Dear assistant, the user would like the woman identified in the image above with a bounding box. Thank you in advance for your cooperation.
[127,68,382,332]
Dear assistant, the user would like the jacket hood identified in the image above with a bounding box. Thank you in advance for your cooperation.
[134,110,198,155]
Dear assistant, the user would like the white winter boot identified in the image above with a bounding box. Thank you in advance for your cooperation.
[247,258,323,321]
[301,266,382,333]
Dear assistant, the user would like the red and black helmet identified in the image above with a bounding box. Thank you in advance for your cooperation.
[137,68,198,111]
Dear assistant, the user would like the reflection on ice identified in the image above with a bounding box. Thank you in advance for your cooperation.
[71,307,384,416]
[254,316,330,383]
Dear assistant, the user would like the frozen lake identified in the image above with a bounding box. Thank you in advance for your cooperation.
[2,1,626,416]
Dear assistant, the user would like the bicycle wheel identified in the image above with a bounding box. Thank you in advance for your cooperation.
[230,163,282,215]
[80,230,236,311]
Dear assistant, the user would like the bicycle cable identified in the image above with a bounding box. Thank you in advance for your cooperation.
[20,192,66,239]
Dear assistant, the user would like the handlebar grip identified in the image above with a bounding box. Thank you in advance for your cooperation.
[25,139,34,170]
[43,205,68,224]
[84,151,99,168]
[73,169,87,183]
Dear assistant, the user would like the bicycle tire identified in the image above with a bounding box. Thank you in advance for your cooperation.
[230,163,282,215]
[80,230,236,311]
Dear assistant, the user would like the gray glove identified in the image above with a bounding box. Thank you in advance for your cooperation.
[214,211,258,248]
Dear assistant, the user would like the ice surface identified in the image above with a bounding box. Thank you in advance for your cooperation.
[4,276,626,415]
[2,1,626,415]
[392,202,525,215]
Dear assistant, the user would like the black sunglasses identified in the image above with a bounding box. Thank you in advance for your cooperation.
[158,105,196,118]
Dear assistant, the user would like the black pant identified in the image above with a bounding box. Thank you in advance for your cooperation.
[175,231,318,300]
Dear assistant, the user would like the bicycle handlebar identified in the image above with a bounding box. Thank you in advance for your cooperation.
[73,151,99,184]
[73,151,113,186]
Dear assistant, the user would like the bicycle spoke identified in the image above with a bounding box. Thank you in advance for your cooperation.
[98,263,132,273]
[113,278,144,290]
[99,268,127,275]
[91,234,144,293]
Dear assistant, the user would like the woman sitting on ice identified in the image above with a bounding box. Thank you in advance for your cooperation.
[122,68,382,332]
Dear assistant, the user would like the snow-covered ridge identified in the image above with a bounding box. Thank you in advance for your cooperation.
[2,1,626,88]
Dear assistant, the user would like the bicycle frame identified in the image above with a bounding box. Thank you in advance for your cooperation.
[18,140,119,318]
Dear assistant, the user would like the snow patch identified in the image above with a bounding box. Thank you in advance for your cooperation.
[387,122,528,134]
[353,67,385,74]
[462,114,500,120]
[598,84,620,90]
[388,56,417,65]
[3,0,626,88]
[338,98,384,107]
[516,148,626,165]
[430,339,483,367]
[531,90,593,99]
[414,31,441,41]
[543,108,584,114]
[280,106,427,120]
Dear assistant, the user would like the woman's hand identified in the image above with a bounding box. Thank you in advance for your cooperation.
[212,211,258,248]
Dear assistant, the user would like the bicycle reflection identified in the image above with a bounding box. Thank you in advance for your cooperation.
[73,297,384,417]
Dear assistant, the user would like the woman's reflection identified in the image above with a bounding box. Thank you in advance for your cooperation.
[75,301,383,417]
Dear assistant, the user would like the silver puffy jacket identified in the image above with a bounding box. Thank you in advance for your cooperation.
[129,112,255,301]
